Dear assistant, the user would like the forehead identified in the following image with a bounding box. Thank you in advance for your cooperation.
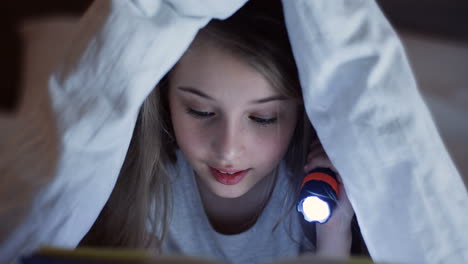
[169,40,278,98]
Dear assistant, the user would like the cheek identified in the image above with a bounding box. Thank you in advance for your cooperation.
[168,91,204,156]
[249,119,298,165]
[169,99,205,159]
[171,112,207,157]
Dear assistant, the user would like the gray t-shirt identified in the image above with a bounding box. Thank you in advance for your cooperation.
[161,152,314,264]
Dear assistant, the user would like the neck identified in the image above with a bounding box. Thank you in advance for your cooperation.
[196,169,277,235]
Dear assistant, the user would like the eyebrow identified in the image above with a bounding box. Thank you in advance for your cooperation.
[251,95,288,104]
[177,86,288,104]
[178,87,214,101]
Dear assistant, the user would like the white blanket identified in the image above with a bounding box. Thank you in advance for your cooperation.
[1,0,467,263]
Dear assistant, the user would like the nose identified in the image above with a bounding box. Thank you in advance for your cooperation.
[211,119,245,163]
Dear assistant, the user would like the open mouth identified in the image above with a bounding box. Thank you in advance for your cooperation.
[209,167,249,185]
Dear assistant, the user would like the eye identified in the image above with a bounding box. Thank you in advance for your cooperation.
[186,108,215,119]
[249,116,278,126]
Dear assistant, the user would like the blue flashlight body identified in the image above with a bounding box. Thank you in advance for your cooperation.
[297,168,339,224]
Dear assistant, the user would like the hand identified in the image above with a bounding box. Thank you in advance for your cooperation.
[304,139,354,257]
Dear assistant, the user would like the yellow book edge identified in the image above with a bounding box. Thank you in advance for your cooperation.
[34,246,379,264]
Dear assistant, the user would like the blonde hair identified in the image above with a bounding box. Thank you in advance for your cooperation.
[80,0,313,251]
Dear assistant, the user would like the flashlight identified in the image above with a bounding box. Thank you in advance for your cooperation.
[297,167,339,224]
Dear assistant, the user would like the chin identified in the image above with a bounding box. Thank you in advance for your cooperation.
[210,184,249,199]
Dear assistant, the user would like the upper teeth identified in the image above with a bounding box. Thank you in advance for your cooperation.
[219,170,236,175]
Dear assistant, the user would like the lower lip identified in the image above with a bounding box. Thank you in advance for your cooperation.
[210,168,248,185]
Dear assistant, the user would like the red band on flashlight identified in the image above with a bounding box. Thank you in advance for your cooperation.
[301,172,339,194]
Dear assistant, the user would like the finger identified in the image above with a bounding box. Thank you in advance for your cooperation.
[305,153,327,167]
[308,148,326,159]
[308,139,323,152]
[306,147,327,162]
[336,183,354,220]
[304,154,335,173]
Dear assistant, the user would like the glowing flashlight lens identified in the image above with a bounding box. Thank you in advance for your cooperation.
[302,196,331,223]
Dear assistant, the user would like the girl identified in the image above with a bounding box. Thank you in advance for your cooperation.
[79,1,354,262]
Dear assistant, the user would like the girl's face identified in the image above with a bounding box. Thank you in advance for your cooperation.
[168,41,299,199]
